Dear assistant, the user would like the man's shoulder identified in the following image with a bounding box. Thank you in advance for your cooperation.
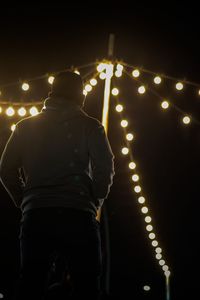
[16,112,43,129]
[81,110,103,129]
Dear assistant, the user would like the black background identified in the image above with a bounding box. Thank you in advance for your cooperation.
[0,3,200,299]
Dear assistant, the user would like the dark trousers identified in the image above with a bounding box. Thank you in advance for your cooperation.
[14,207,102,300]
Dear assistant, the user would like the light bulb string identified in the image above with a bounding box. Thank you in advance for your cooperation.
[124,68,200,126]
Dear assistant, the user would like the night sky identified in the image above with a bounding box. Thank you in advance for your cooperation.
[0,4,200,299]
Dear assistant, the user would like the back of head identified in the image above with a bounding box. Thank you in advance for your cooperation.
[49,71,85,107]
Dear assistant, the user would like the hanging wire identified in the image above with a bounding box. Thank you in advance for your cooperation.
[0,62,97,89]
[123,68,200,126]
[121,61,200,88]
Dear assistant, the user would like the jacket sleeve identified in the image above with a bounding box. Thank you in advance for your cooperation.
[88,121,115,208]
[0,126,24,208]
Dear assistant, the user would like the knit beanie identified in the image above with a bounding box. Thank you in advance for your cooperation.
[49,71,85,106]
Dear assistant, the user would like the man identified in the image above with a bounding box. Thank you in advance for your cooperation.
[0,71,115,299]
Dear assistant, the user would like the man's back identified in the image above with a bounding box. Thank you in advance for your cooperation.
[0,98,115,216]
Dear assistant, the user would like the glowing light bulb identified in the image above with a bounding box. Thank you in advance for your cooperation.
[146,225,153,231]
[161,101,169,109]
[149,233,156,239]
[141,206,148,214]
[112,88,119,96]
[126,133,134,141]
[99,72,106,80]
[138,196,145,204]
[198,89,200,96]
[22,82,29,91]
[115,70,123,77]
[0,106,2,113]
[97,63,106,73]
[159,259,165,266]
[182,116,191,124]
[176,82,183,90]
[85,84,92,92]
[132,69,140,77]
[116,63,123,72]
[132,174,139,182]
[122,147,129,155]
[134,185,141,193]
[90,78,97,86]
[138,86,146,94]
[48,76,54,84]
[18,107,26,116]
[154,76,162,84]
[152,240,158,247]
[74,69,80,75]
[129,162,136,169]
[83,90,87,96]
[6,106,15,116]
[156,253,162,259]
[11,124,16,131]
[162,265,169,271]
[145,216,151,223]
[115,104,123,112]
[120,120,128,127]
[29,106,39,116]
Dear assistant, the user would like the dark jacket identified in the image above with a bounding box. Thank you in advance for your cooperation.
[0,96,115,216]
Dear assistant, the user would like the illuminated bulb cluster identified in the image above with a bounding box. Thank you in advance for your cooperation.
[115,63,123,77]
[83,76,98,96]
[114,98,170,278]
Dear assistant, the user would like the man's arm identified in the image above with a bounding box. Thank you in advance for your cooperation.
[0,126,24,207]
[88,121,115,209]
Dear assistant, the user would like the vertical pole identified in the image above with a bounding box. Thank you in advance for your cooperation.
[98,33,115,297]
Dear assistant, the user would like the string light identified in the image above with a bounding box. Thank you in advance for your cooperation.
[132,174,139,182]
[112,88,119,96]
[138,85,146,94]
[99,72,106,80]
[115,104,123,112]
[120,120,128,127]
[74,69,80,75]
[22,82,30,91]
[129,162,136,169]
[29,106,39,116]
[134,185,142,193]
[126,133,134,141]
[161,101,169,110]
[90,78,97,86]
[18,107,26,117]
[132,69,140,78]
[6,107,15,116]
[175,82,184,90]
[0,106,2,113]
[154,76,162,84]
[85,84,92,92]
[182,116,191,125]
[121,147,129,155]
[11,124,16,131]
[48,76,55,84]
[138,196,145,204]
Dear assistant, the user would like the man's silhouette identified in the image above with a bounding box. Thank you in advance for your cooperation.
[0,71,115,299]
